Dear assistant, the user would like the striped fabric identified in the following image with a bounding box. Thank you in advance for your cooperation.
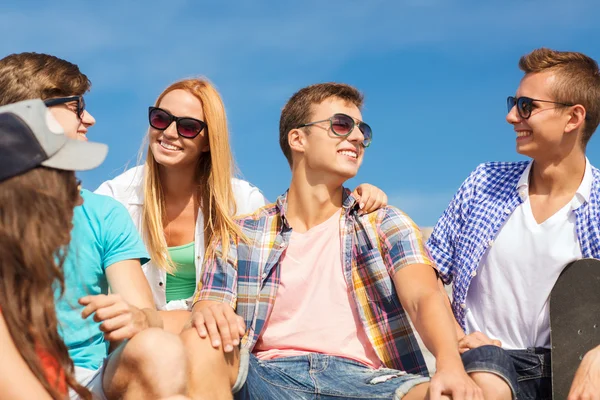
[427,161,600,330]
[195,189,434,376]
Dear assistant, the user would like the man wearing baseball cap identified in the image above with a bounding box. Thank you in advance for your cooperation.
[0,53,189,400]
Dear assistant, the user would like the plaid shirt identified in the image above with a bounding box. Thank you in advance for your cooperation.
[195,189,434,376]
[427,161,600,330]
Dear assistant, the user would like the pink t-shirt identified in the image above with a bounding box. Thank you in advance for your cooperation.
[254,209,382,368]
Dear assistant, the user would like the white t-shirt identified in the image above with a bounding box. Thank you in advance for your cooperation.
[465,160,591,349]
[95,165,268,310]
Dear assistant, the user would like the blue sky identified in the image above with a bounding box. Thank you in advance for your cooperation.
[2,0,599,226]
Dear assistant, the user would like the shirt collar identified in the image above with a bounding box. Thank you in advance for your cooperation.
[516,158,593,209]
[275,188,359,227]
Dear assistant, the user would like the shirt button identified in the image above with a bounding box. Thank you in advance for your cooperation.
[262,272,267,279]
[487,240,494,246]
[159,282,164,286]
[504,208,511,214]
[460,303,467,309]
[471,271,477,277]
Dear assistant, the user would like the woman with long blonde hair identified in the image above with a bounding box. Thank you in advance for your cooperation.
[96,78,387,331]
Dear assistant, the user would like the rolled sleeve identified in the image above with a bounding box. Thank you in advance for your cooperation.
[377,207,434,276]
[193,237,238,310]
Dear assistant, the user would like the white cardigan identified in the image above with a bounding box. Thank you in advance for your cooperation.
[95,166,267,311]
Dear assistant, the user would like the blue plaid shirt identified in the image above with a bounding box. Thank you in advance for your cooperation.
[427,161,600,330]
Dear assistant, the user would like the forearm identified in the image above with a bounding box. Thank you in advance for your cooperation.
[438,278,465,340]
[410,289,463,369]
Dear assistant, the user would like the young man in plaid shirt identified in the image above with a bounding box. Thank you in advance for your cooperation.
[180,83,483,399]
[427,48,600,400]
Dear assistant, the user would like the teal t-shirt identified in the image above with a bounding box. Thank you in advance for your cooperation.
[54,189,149,370]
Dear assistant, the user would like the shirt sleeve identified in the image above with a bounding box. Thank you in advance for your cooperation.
[193,236,238,310]
[426,167,477,284]
[94,180,115,198]
[101,197,150,269]
[377,207,434,277]
[234,181,269,216]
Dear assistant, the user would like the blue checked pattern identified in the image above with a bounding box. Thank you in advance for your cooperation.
[427,161,600,330]
[195,189,434,376]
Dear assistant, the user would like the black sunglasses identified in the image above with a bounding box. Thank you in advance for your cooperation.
[297,113,372,147]
[507,96,576,120]
[44,96,86,119]
[148,107,207,139]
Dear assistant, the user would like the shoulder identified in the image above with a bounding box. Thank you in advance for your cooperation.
[231,178,268,215]
[94,166,144,204]
[466,161,528,185]
[234,201,278,227]
[366,205,419,235]
[80,189,133,221]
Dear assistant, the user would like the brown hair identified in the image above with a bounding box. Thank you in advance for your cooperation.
[0,167,90,399]
[0,52,91,104]
[279,82,364,166]
[519,48,600,146]
[143,78,243,273]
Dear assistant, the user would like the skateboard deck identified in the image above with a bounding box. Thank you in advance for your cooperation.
[550,258,600,399]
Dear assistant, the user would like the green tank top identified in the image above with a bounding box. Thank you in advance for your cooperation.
[166,241,196,302]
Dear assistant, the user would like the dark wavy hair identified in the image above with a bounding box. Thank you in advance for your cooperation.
[0,167,90,399]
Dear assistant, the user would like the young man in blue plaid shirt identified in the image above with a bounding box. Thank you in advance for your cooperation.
[427,48,600,399]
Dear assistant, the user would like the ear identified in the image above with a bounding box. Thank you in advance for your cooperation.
[288,128,306,156]
[565,104,587,134]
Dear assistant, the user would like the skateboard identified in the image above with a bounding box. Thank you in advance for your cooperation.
[550,258,600,399]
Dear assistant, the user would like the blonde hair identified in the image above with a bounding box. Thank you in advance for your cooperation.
[142,78,242,273]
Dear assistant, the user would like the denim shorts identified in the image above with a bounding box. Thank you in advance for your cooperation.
[461,345,552,400]
[234,352,430,400]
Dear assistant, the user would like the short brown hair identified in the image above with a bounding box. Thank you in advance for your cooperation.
[279,82,364,166]
[0,52,91,107]
[519,48,600,146]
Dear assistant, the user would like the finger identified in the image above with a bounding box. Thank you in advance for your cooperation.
[191,313,208,338]
[362,194,377,214]
[428,382,441,400]
[225,311,242,346]
[92,302,129,323]
[99,313,131,334]
[104,324,135,342]
[382,192,388,207]
[80,295,118,319]
[214,311,235,352]
[202,312,222,348]
[492,339,502,347]
[237,315,246,337]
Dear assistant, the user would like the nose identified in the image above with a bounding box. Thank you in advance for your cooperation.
[347,123,365,146]
[162,120,179,139]
[81,110,96,127]
[506,103,521,125]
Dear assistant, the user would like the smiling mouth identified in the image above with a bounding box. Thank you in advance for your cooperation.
[159,140,183,151]
[338,150,357,159]
[516,130,532,138]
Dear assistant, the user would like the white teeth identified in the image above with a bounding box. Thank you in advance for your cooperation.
[339,150,357,158]
[160,141,182,151]
[516,131,532,138]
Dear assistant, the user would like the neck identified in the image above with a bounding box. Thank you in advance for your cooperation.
[286,167,345,233]
[158,164,197,201]
[530,150,586,196]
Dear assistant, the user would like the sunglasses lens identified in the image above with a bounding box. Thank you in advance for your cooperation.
[79,97,86,117]
[507,97,516,113]
[149,108,171,130]
[517,97,533,118]
[359,123,372,147]
[178,119,203,138]
[331,114,354,136]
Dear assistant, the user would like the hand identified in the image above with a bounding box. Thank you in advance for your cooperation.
[79,294,148,342]
[352,183,388,215]
[458,331,502,354]
[568,346,600,400]
[190,303,245,353]
[429,367,484,400]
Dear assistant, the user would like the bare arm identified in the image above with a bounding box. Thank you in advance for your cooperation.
[437,278,465,341]
[80,259,162,351]
[0,313,53,400]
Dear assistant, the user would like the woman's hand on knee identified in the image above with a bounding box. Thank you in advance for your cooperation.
[190,302,245,353]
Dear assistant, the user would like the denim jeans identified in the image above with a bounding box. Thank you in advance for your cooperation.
[462,345,552,400]
[235,353,430,400]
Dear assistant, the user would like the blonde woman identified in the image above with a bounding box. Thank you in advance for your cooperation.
[96,78,387,332]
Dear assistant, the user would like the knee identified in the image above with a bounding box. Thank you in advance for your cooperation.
[470,372,512,400]
[180,327,239,384]
[123,328,187,383]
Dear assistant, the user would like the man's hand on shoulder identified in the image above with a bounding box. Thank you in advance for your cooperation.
[568,345,600,400]
[352,183,388,215]
[189,301,245,353]
[79,294,149,342]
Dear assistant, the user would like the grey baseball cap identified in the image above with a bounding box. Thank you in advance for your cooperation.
[0,98,108,182]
